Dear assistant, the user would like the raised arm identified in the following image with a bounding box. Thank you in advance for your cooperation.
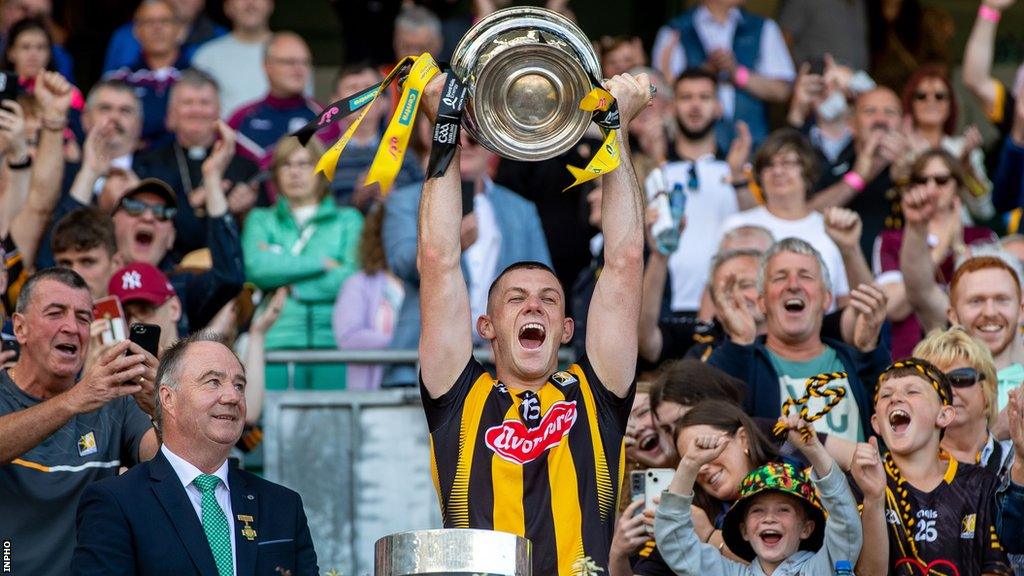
[898,186,950,332]
[0,100,31,237]
[962,0,1015,116]
[417,75,473,399]
[851,437,890,576]
[9,71,71,267]
[638,198,673,364]
[586,74,651,397]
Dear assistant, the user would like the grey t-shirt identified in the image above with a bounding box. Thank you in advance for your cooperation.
[0,368,152,576]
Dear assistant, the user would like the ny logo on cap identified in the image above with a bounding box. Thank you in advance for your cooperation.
[122,270,142,290]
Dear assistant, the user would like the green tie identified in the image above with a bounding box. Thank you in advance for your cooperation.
[193,474,234,576]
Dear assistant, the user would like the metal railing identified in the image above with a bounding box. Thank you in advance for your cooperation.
[265,347,578,389]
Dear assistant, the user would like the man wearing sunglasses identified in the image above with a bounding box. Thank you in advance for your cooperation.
[110,126,244,336]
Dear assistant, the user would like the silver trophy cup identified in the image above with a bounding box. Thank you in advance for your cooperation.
[450,6,602,162]
[374,529,532,576]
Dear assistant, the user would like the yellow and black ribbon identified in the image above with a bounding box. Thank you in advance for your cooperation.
[289,53,441,195]
[772,371,848,441]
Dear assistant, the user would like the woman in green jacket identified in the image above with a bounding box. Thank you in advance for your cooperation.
[242,136,363,389]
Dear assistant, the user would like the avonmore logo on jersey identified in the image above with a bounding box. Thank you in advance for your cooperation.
[485,400,578,465]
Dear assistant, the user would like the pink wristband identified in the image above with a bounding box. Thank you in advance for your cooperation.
[843,171,866,193]
[979,5,1002,23]
[734,66,750,89]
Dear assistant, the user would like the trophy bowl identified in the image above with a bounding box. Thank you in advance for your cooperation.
[374,528,531,576]
[450,6,602,162]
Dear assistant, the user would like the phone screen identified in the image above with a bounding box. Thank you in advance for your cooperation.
[128,323,161,358]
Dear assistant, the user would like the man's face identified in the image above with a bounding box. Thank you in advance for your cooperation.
[713,255,764,326]
[161,340,246,448]
[12,279,92,380]
[601,41,644,78]
[477,268,573,381]
[872,375,952,456]
[739,492,814,567]
[333,69,384,131]
[759,252,831,345]
[264,36,311,97]
[54,248,115,299]
[225,0,272,30]
[393,25,441,59]
[853,89,901,142]
[949,268,1024,357]
[134,2,182,58]
[112,191,177,266]
[674,78,720,140]
[167,83,219,144]
[84,88,141,152]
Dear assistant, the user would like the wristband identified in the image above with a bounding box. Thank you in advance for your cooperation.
[734,66,750,89]
[7,155,31,170]
[843,171,866,193]
[979,5,1002,23]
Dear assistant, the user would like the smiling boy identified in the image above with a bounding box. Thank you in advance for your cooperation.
[859,359,1011,576]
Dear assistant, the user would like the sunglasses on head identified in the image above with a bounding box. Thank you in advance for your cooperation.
[945,367,985,388]
[913,91,948,102]
[119,197,177,221]
[911,174,953,187]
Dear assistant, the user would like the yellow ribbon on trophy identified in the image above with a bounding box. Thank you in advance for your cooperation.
[313,53,440,195]
[563,86,621,191]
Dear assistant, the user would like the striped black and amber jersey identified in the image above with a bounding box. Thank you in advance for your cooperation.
[884,457,1011,576]
[421,355,634,576]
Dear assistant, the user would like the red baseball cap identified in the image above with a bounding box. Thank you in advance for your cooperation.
[108,263,176,306]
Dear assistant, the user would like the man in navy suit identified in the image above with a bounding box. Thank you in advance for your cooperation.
[72,330,319,576]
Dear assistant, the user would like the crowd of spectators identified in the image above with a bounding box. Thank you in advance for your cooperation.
[2,0,1024,574]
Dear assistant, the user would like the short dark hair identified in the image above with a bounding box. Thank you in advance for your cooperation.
[753,128,820,195]
[649,359,745,416]
[15,267,89,314]
[486,261,560,304]
[154,330,236,427]
[51,207,117,257]
[335,61,381,87]
[675,67,719,91]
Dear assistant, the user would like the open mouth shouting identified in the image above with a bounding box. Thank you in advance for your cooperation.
[54,341,79,358]
[783,297,806,313]
[518,322,546,350]
[134,228,155,249]
[888,408,912,435]
[758,527,784,548]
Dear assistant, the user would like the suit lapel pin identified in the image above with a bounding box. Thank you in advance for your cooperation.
[237,514,256,541]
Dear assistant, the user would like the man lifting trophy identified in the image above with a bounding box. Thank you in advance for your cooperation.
[298,8,652,576]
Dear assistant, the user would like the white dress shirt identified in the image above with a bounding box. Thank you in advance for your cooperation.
[464,179,502,337]
[161,445,237,575]
[645,156,739,312]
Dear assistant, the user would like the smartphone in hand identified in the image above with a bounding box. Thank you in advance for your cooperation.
[128,323,161,358]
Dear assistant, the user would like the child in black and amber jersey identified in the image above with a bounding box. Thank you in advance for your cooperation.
[857,359,1010,576]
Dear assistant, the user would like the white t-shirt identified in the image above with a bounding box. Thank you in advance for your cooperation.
[645,157,740,312]
[192,34,270,118]
[652,6,796,120]
[720,206,849,311]
[464,182,502,339]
